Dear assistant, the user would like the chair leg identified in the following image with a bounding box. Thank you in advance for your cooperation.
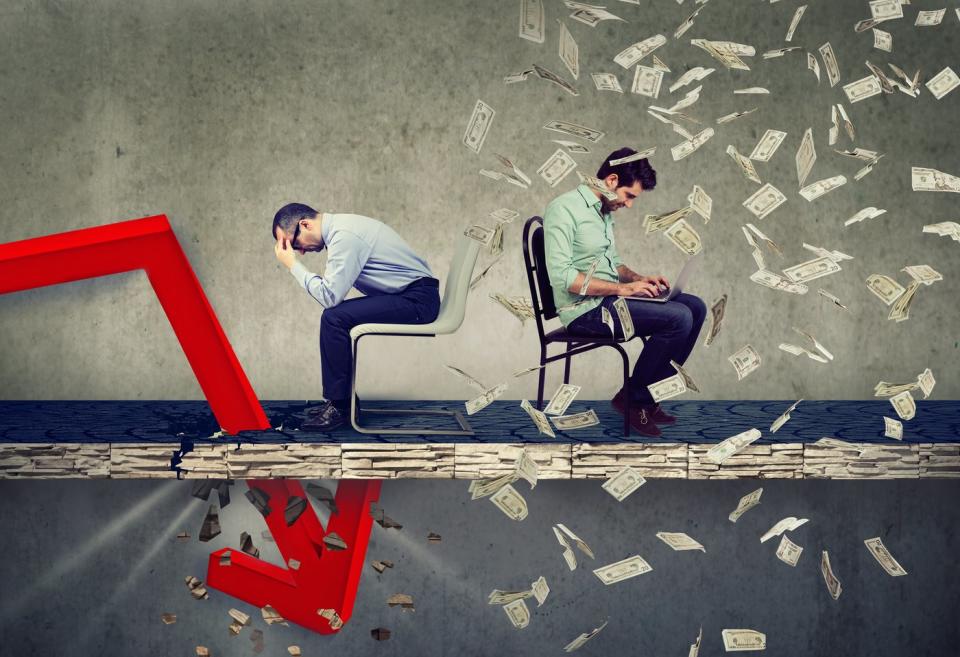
[618,347,631,438]
[349,335,474,436]
[563,343,574,385]
[537,349,547,410]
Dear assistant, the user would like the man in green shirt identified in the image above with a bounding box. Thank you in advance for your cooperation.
[543,147,706,437]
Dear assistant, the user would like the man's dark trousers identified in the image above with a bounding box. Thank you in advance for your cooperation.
[319,277,441,407]
[567,293,707,404]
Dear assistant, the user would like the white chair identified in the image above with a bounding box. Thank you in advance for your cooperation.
[349,234,481,435]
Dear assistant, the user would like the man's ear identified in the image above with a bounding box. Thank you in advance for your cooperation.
[605,173,619,189]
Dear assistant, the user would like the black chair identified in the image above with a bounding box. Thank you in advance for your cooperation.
[522,216,647,437]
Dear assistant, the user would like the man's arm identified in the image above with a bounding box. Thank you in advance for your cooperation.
[543,205,657,297]
[276,232,371,308]
[617,264,643,283]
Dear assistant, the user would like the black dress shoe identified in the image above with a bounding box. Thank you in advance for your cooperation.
[302,401,346,431]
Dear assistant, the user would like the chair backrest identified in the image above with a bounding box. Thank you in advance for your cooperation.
[522,216,555,343]
[433,233,481,334]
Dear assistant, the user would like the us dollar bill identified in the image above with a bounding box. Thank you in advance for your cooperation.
[761,516,809,542]
[912,166,960,193]
[489,589,533,605]
[543,119,605,143]
[728,346,762,381]
[464,224,496,246]
[648,374,687,403]
[706,428,762,464]
[592,555,653,584]
[795,127,816,187]
[665,218,703,255]
[866,274,906,305]
[656,532,705,552]
[926,66,959,100]
[888,280,920,322]
[503,598,530,628]
[703,294,727,347]
[883,416,903,439]
[750,129,787,162]
[537,148,577,187]
[799,175,847,201]
[533,63,579,97]
[726,145,761,183]
[776,535,803,567]
[563,621,608,653]
[466,382,508,415]
[902,264,943,286]
[558,20,579,79]
[864,537,908,576]
[771,399,802,433]
[519,0,545,43]
[783,256,842,283]
[614,34,667,68]
[591,72,623,92]
[818,42,840,87]
[844,75,882,103]
[551,409,599,430]
[743,183,787,220]
[785,5,807,41]
[612,296,635,340]
[729,487,762,522]
[671,127,714,161]
[889,390,916,420]
[462,100,495,154]
[821,550,842,600]
[491,484,528,521]
[602,465,646,501]
[544,383,581,416]
[750,269,809,295]
[688,184,712,221]
[722,629,766,652]
[807,51,821,83]
[631,64,664,98]
[520,399,556,437]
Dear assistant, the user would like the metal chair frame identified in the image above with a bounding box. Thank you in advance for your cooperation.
[522,216,647,437]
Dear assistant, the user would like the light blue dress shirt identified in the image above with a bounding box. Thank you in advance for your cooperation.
[288,213,434,308]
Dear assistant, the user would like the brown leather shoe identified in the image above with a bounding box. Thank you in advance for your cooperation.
[645,403,676,425]
[611,390,662,437]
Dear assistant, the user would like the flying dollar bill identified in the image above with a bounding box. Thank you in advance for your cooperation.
[728,346,762,381]
[706,428,762,464]
[544,383,582,416]
[729,488,762,522]
[722,629,767,652]
[864,537,908,576]
[821,550,842,600]
[462,100,495,154]
[602,466,646,501]
[656,532,706,552]
[776,535,803,567]
[593,555,653,584]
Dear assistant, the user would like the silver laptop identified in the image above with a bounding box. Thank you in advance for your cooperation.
[628,252,701,303]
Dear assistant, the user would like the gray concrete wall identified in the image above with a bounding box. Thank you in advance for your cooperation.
[0,0,957,401]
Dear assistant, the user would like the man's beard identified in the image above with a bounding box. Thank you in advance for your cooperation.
[600,197,623,214]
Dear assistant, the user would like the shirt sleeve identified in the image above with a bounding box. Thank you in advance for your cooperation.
[288,230,372,308]
[543,201,580,293]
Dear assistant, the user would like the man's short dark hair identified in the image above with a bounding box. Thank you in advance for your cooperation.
[596,147,657,191]
[271,203,317,239]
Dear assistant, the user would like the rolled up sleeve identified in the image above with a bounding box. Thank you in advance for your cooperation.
[288,231,371,308]
[543,202,579,293]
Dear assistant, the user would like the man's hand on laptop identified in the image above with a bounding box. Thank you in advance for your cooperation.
[642,274,670,290]
[274,234,297,270]
[619,280,660,298]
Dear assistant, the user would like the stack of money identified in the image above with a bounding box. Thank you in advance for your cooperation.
[490,293,535,323]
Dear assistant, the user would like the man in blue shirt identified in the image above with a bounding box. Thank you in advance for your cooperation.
[543,148,706,437]
[273,203,440,430]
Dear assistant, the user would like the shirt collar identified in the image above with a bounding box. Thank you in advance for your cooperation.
[319,212,331,245]
[576,184,603,211]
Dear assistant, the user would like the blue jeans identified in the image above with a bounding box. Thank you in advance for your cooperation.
[319,278,441,406]
[567,293,707,404]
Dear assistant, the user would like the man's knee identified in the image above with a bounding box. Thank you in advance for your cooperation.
[667,304,694,334]
[320,305,352,334]
[687,295,707,325]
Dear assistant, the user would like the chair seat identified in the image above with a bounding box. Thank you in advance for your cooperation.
[544,326,649,344]
[350,320,442,340]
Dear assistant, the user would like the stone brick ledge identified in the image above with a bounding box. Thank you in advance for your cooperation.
[1,442,959,479]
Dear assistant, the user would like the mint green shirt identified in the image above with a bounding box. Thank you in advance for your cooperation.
[543,184,623,326]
